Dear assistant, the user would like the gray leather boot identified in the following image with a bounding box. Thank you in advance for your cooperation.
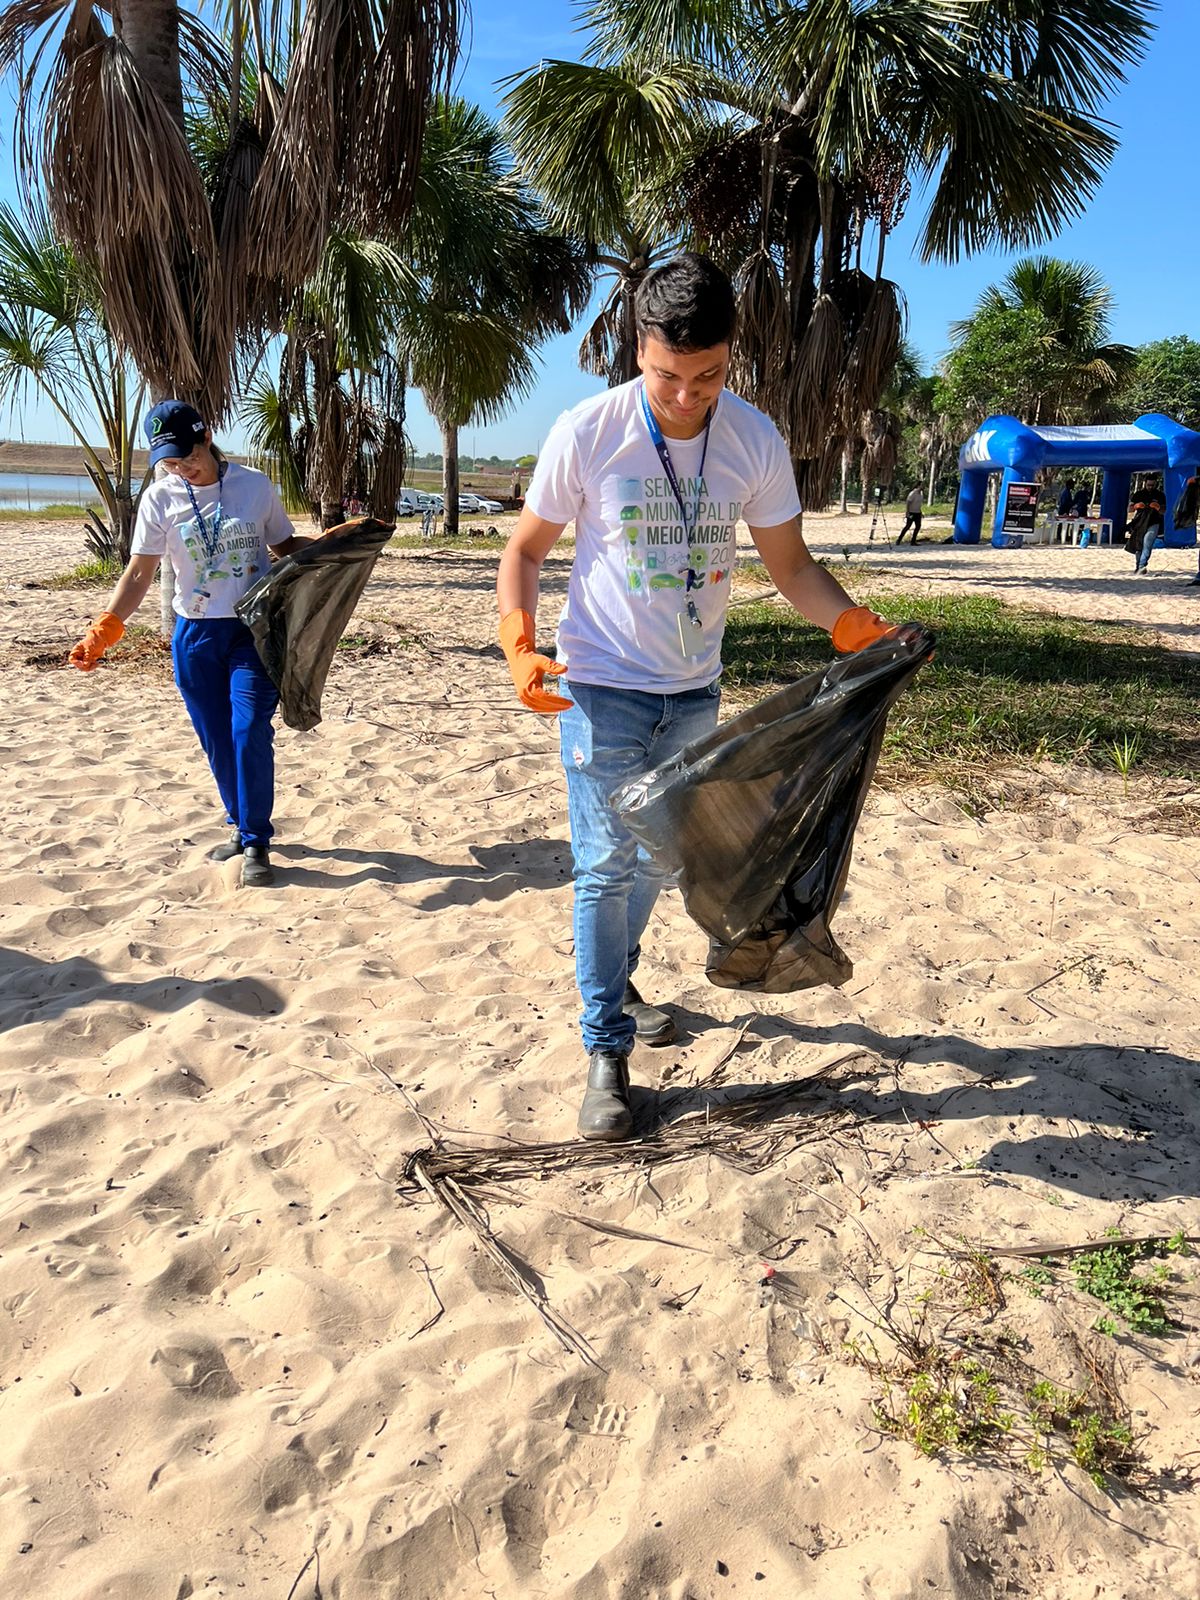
[623,980,676,1047]
[578,1052,633,1141]
[207,828,243,862]
[241,846,275,887]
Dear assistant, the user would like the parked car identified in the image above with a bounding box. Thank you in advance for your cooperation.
[458,492,503,514]
[395,487,422,516]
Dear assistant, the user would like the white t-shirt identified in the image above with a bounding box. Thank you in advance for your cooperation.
[526,379,801,691]
[131,462,294,619]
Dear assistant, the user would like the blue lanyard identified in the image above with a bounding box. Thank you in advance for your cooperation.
[184,464,227,564]
[639,384,711,594]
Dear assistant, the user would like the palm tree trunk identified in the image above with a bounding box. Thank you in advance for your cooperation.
[927,451,938,506]
[441,418,459,537]
[120,2,186,633]
[839,447,849,514]
[121,2,186,121]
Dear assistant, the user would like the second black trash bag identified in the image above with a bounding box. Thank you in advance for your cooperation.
[235,517,394,731]
[612,626,935,993]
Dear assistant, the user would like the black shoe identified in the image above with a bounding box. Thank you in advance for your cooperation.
[241,846,275,887]
[1186,575,1200,586]
[578,1052,633,1141]
[622,980,677,1046]
[207,829,243,862]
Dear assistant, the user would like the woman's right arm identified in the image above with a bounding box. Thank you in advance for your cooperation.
[69,554,162,672]
[104,554,163,622]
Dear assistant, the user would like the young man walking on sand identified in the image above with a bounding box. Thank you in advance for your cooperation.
[497,254,898,1140]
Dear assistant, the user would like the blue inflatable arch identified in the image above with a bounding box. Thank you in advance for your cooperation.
[953,414,1200,547]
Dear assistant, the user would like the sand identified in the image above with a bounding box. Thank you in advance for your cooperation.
[2,508,1199,1599]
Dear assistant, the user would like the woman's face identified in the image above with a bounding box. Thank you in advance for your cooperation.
[161,431,220,487]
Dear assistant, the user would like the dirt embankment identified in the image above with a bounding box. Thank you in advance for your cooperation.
[0,441,153,475]
[0,441,256,475]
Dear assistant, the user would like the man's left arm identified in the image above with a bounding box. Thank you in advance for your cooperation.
[270,533,316,557]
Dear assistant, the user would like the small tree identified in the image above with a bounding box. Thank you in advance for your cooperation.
[246,230,413,527]
[0,202,143,561]
[1119,336,1200,428]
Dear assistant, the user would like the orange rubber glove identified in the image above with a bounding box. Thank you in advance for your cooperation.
[69,611,125,672]
[500,608,570,713]
[831,605,897,655]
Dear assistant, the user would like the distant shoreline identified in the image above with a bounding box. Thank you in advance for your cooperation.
[0,441,252,475]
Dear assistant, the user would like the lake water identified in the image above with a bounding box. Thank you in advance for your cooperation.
[0,471,98,508]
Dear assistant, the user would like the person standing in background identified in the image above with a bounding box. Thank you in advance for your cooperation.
[1125,482,1166,575]
[897,485,923,544]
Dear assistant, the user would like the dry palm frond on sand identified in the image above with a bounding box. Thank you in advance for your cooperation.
[396,1058,860,1365]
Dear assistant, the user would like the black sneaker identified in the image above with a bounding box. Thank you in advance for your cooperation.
[623,980,677,1046]
[578,1052,633,1141]
[1186,575,1200,586]
[207,829,243,862]
[241,846,275,887]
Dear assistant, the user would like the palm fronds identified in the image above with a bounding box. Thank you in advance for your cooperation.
[399,1062,855,1363]
[246,0,456,288]
[43,30,218,408]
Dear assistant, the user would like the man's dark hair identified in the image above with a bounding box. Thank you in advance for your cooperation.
[635,253,736,352]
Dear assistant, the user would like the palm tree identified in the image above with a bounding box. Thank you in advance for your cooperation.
[400,97,592,537]
[950,256,1136,424]
[502,58,700,384]
[0,202,143,561]
[503,0,1153,508]
[0,1,457,426]
[0,0,455,625]
[854,338,920,510]
[245,100,591,537]
[245,229,414,528]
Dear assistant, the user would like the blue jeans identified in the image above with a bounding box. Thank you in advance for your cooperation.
[172,618,279,847]
[559,678,720,1055]
[1136,523,1162,570]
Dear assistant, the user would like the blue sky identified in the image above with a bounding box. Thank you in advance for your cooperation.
[2,1,1196,457]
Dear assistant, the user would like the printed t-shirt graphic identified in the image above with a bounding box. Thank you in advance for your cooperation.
[131,462,295,618]
[526,379,801,693]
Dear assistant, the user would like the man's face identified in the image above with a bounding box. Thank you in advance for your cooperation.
[637,334,730,438]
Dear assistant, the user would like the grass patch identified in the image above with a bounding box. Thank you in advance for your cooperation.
[21,623,170,674]
[723,569,1200,786]
[0,501,103,522]
[1009,1234,1190,1338]
[387,528,509,552]
[335,628,423,655]
[35,555,122,590]
[835,1246,1146,1491]
[1071,1234,1189,1338]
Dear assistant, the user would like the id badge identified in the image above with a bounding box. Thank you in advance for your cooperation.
[677,606,706,659]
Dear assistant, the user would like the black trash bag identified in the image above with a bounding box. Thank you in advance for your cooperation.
[612,626,935,993]
[235,516,394,731]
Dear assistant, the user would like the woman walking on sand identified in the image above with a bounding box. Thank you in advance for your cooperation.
[69,400,308,887]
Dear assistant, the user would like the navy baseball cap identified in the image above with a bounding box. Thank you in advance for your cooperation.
[145,400,207,466]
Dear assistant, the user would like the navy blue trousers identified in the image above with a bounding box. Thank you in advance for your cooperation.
[172,617,279,848]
